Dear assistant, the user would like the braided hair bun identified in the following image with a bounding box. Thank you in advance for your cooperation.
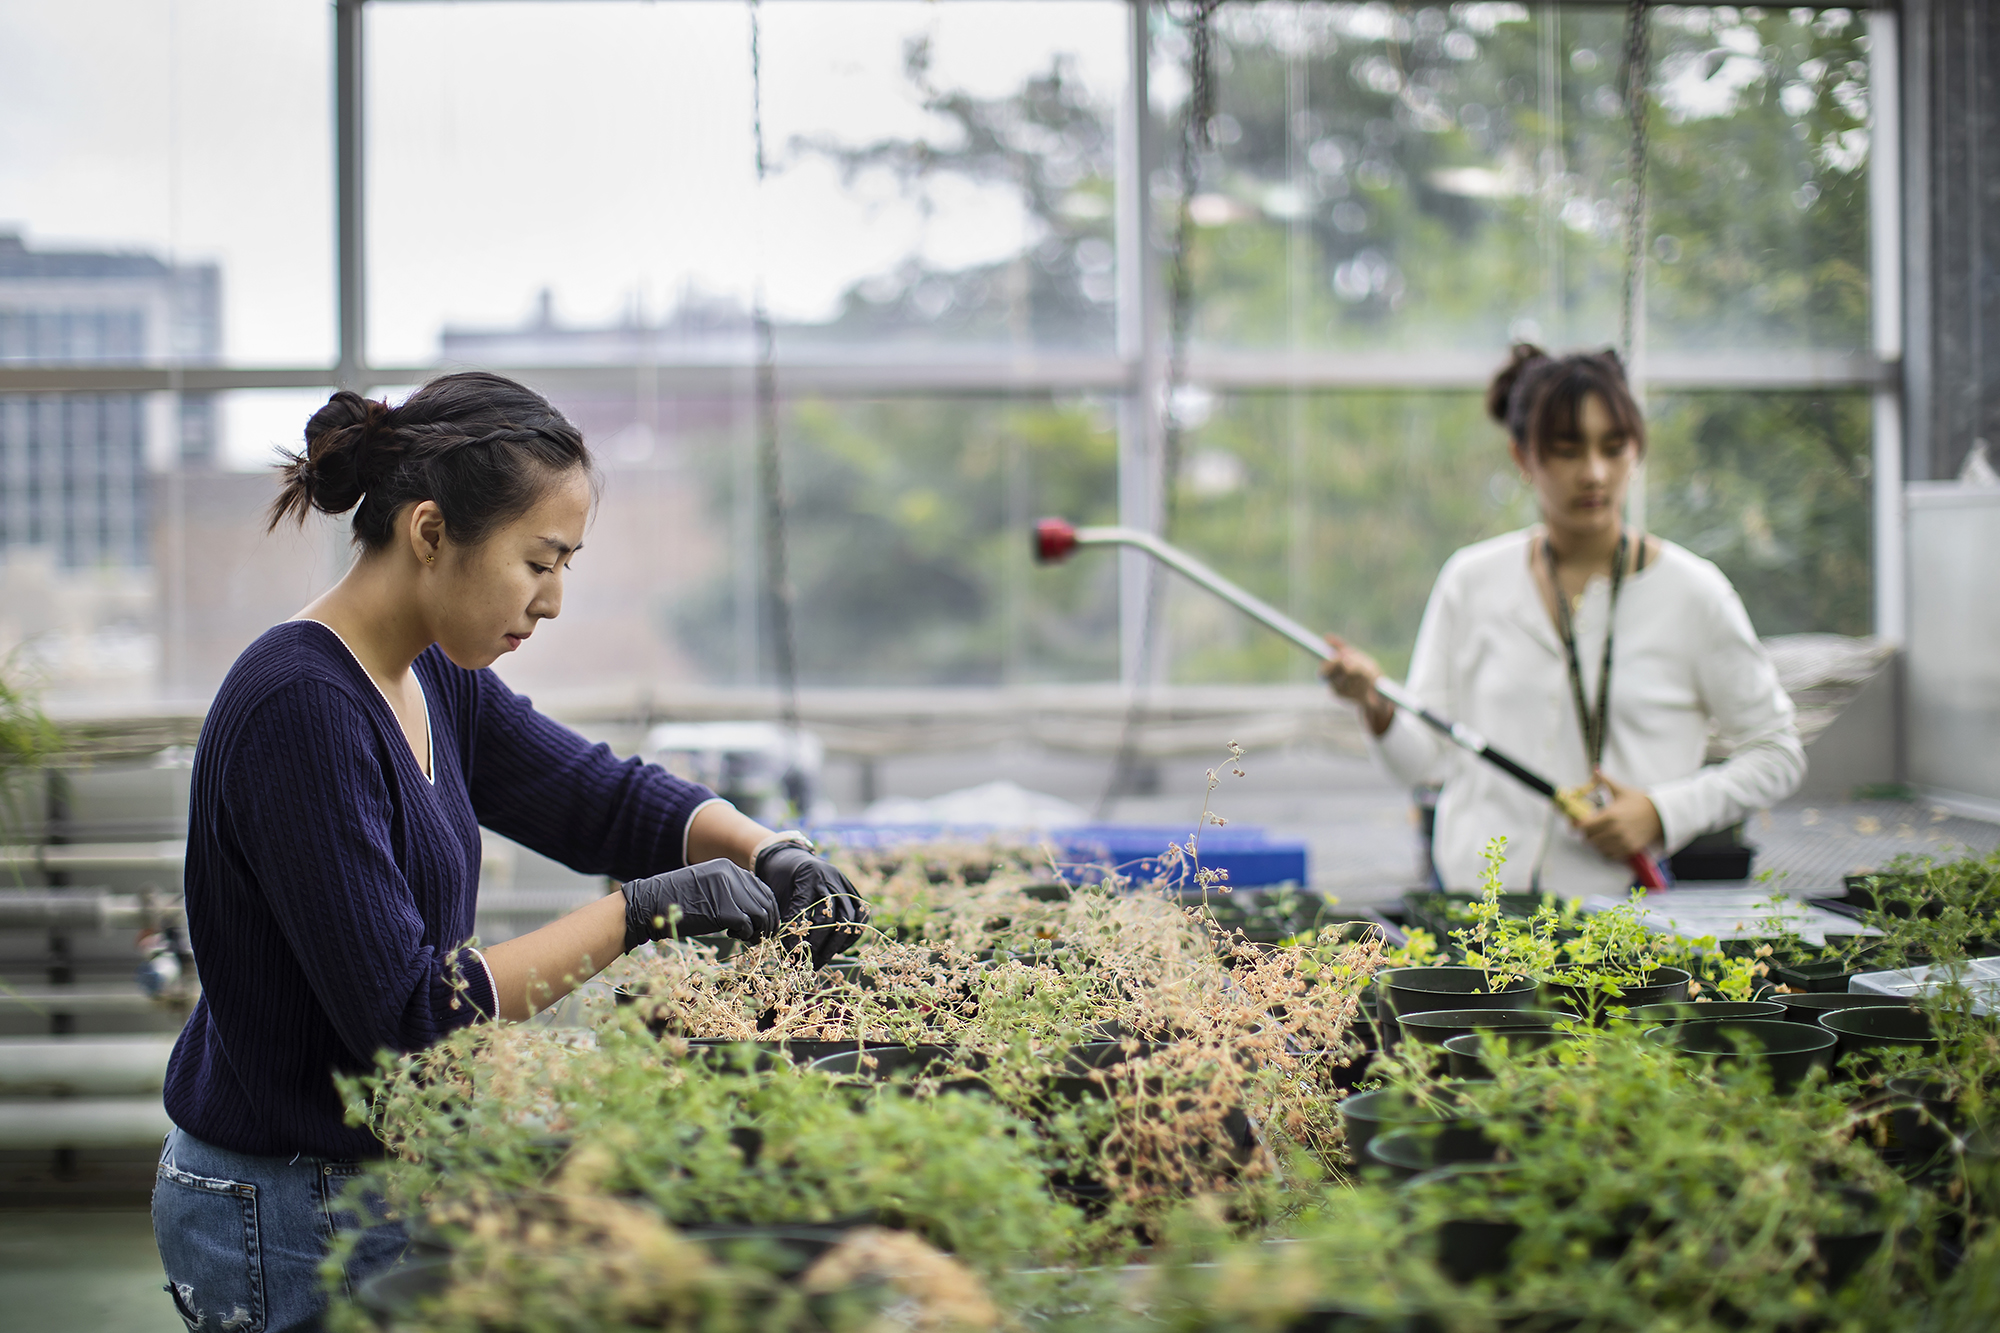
[269,372,593,550]
[271,391,398,520]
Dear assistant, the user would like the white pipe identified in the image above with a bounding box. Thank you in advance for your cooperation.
[0,1037,177,1096]
[0,1097,172,1149]
[1868,7,1907,646]
[0,987,174,1015]
[0,893,163,930]
[0,841,187,873]
[1067,525,1491,755]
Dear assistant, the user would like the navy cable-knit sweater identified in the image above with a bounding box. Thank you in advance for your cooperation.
[163,621,717,1159]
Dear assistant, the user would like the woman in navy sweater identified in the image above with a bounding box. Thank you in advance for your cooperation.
[153,372,866,1331]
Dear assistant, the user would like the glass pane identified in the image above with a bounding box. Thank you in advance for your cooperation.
[1159,390,1522,683]
[1646,389,1872,636]
[1154,384,1869,685]
[487,390,1122,698]
[0,379,1118,707]
[1172,3,1867,354]
[367,1,1127,367]
[0,387,346,708]
[1646,8,1872,352]
[0,0,334,366]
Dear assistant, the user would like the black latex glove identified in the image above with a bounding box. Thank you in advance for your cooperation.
[621,859,780,953]
[754,843,870,968]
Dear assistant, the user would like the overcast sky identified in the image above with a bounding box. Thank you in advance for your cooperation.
[0,1,1127,463]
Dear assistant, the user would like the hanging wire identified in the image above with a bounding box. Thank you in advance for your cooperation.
[748,0,802,745]
[1538,2,1563,342]
[1619,0,1652,366]
[1097,0,1223,815]
[1618,0,1652,537]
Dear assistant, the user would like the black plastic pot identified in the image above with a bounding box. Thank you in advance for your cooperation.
[1339,1084,1494,1161]
[1625,1000,1786,1026]
[1544,966,1692,1022]
[1397,1007,1577,1047]
[611,985,680,1039]
[683,1038,899,1068]
[1279,1048,1373,1093]
[1771,958,1869,993]
[1647,1018,1835,1093]
[808,1044,965,1077]
[681,1225,850,1278]
[1816,1227,1885,1288]
[1405,1162,1527,1285]
[1277,1302,1432,1333]
[1888,1076,1992,1177]
[1441,1030,1576,1080]
[1401,891,1556,943]
[1888,1077,1955,1169]
[403,1216,455,1260]
[1959,1124,2000,1214]
[1768,992,1915,1024]
[1044,1040,1165,1104]
[1364,1125,1500,1183]
[1374,967,1539,1045]
[808,1044,990,1097]
[818,959,906,991]
[1435,1216,1522,1285]
[1191,889,1335,944]
[1818,1006,1939,1075]
[1047,1171,1115,1215]
[1361,1129,1433,1183]
[974,941,1070,965]
[355,1256,452,1325]
[1811,1186,1887,1288]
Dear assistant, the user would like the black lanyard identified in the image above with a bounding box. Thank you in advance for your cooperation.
[1544,531,1641,770]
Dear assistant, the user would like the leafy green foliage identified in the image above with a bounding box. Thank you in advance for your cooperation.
[0,656,57,845]
[341,1023,1086,1273]
[1186,7,1870,352]
[1154,1031,1933,1333]
[335,836,2000,1332]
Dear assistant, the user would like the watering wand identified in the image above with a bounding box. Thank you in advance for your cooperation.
[1033,517,1667,891]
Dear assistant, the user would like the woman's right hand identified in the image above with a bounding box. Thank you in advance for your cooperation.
[621,860,780,953]
[1321,634,1397,737]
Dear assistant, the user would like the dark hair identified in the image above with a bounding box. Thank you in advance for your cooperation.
[1485,343,1646,458]
[269,372,593,549]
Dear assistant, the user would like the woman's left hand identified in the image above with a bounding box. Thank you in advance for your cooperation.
[755,845,870,967]
[1577,769,1663,861]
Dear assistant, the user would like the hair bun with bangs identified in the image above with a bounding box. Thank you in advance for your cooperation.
[1485,342,1548,430]
[1487,344,1646,457]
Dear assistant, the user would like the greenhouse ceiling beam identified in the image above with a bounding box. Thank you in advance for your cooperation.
[0,350,1895,398]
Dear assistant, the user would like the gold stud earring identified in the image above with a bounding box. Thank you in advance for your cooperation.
[426,553,435,565]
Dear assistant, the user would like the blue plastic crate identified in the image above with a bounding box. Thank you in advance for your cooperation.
[807,821,1307,889]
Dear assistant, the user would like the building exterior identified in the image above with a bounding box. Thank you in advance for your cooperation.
[0,230,221,570]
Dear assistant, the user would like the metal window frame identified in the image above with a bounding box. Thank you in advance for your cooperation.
[0,0,1904,682]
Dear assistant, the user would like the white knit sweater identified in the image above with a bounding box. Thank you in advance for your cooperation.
[1366,529,1806,897]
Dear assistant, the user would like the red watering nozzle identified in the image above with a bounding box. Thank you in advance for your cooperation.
[1035,517,1079,564]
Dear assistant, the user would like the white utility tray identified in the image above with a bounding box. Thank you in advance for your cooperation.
[1577,888,1882,949]
[1849,955,2000,1015]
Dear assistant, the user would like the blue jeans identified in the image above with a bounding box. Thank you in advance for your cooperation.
[152,1127,407,1333]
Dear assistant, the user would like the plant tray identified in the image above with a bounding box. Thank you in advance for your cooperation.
[810,821,1309,889]
[1576,888,1882,949]
[1849,955,2000,1015]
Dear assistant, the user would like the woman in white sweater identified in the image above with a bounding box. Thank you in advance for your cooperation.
[1324,345,1805,897]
